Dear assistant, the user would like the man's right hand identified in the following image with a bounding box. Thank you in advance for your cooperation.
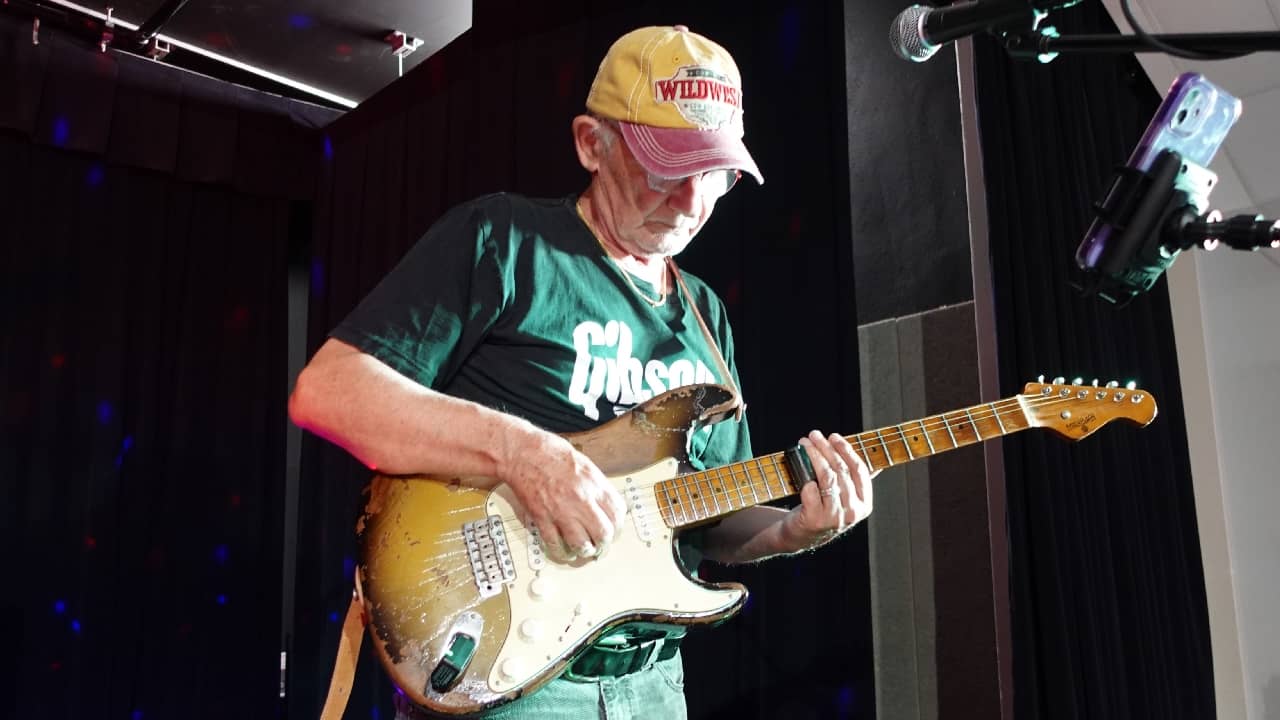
[289,338,627,561]
[497,427,628,562]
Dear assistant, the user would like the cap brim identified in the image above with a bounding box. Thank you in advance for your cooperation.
[618,122,764,185]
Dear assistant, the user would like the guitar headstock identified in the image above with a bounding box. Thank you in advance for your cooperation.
[1021,377,1158,440]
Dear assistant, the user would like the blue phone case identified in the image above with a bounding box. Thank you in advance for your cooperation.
[1075,73,1242,270]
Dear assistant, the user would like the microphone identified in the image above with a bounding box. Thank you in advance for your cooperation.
[890,0,1039,62]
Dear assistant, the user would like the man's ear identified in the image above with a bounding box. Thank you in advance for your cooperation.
[572,115,605,173]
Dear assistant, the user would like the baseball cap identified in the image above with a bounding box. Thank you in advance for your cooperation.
[586,25,763,185]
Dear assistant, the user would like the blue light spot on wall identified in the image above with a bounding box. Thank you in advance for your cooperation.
[213,544,229,565]
[216,594,227,605]
[289,14,314,30]
[52,117,70,146]
[71,619,82,634]
[342,555,355,577]
[837,684,855,716]
[115,435,135,468]
[780,6,803,71]
[329,611,340,623]
[371,706,381,720]
[96,401,113,425]
[86,163,105,186]
[310,258,326,297]
[54,600,67,614]
[132,710,144,720]
[323,135,334,160]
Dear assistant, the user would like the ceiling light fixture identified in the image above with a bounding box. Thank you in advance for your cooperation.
[39,0,358,108]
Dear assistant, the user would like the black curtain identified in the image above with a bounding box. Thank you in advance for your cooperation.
[1,12,337,718]
[294,2,874,718]
[974,4,1215,718]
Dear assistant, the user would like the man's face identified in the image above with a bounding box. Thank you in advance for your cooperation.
[594,127,722,259]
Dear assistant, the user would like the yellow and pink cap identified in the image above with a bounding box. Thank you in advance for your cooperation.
[586,25,764,185]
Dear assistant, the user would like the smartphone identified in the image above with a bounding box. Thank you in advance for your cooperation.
[1075,73,1242,275]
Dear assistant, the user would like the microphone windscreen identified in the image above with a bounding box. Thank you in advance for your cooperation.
[889,4,938,62]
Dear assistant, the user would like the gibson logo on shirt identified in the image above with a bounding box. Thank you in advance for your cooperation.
[567,319,717,421]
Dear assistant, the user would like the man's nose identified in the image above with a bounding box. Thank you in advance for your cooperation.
[666,175,701,216]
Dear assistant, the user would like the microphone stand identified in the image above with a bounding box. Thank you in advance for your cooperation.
[1003,30,1280,61]
[1075,149,1279,305]
[1171,213,1280,253]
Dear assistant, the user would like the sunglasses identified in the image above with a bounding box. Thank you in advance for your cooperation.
[644,169,741,198]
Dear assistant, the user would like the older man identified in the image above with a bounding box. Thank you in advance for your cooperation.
[290,25,873,719]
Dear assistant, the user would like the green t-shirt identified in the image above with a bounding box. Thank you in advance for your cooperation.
[332,192,752,471]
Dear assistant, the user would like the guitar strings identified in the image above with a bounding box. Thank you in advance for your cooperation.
[561,390,1118,528]
[413,391,1130,544]
[366,391,1136,598]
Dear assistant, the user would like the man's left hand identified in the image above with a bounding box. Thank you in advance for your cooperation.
[779,430,875,552]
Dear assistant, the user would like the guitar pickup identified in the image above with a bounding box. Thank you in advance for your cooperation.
[527,525,546,569]
[626,482,655,542]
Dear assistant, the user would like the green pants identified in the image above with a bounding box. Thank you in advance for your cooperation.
[393,652,687,720]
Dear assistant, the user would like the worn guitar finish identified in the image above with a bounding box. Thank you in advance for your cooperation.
[356,380,1157,716]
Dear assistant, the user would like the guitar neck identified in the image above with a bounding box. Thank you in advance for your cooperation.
[656,394,1034,529]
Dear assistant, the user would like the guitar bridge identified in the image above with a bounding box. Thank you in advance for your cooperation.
[463,515,515,598]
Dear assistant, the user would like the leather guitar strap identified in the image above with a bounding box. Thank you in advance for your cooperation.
[319,587,365,720]
[667,258,746,421]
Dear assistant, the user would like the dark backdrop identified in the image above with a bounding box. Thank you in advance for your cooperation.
[843,2,974,323]
[1,11,337,719]
[974,4,1215,718]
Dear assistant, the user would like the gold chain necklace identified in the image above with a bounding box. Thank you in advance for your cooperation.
[575,199,668,308]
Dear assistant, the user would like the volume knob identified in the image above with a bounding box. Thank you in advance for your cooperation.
[519,618,542,641]
[529,576,554,600]
[499,656,526,682]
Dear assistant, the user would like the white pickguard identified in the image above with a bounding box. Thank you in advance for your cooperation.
[483,457,743,693]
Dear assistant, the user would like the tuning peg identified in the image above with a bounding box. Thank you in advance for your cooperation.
[1125,380,1137,390]
[1037,374,1045,383]
[1106,380,1119,388]
[1091,378,1099,386]
[1072,377,1083,386]
[1052,376,1065,385]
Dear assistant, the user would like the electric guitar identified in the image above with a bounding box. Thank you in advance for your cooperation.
[355,379,1157,716]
